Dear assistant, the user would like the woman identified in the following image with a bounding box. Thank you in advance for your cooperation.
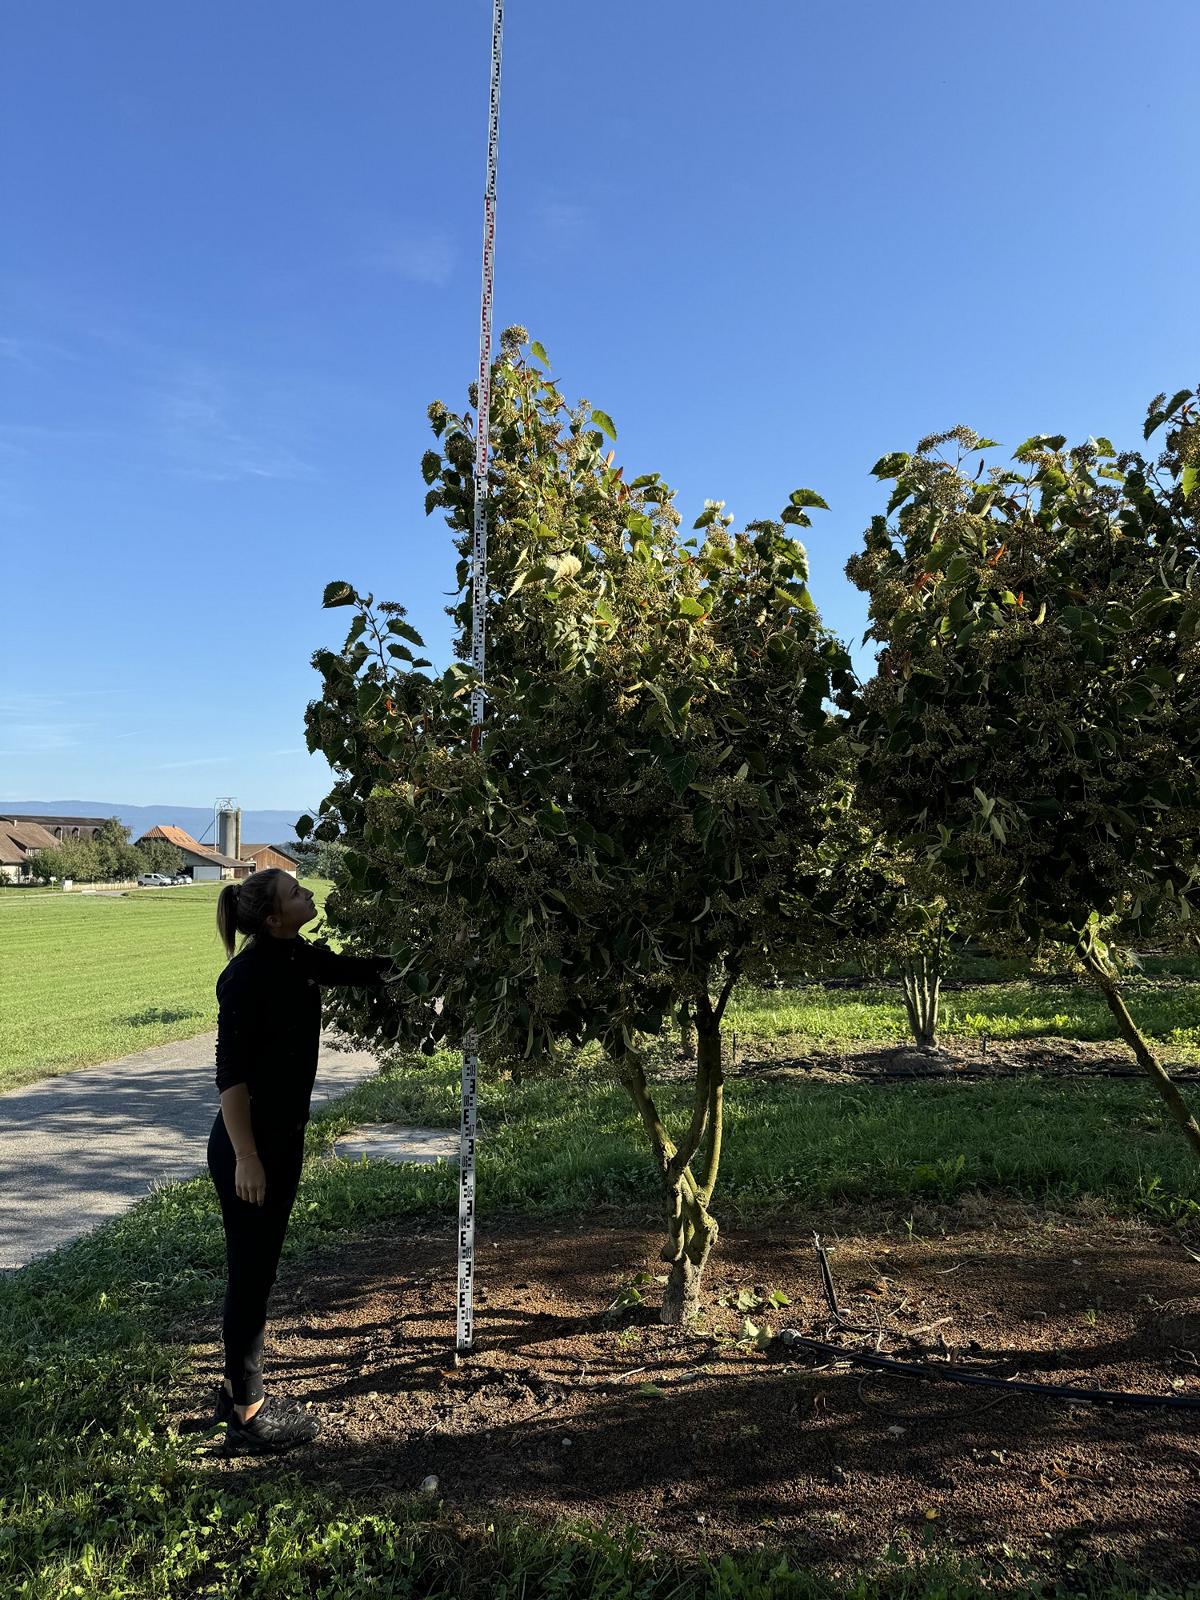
[207,868,393,1454]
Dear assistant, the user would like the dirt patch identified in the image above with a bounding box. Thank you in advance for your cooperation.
[176,1208,1200,1584]
[722,1035,1200,1084]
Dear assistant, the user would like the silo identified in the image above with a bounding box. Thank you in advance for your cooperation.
[218,807,237,862]
[234,807,242,862]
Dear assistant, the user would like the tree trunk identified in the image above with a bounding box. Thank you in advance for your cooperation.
[1083,951,1200,1160]
[901,954,941,1049]
[617,1006,725,1326]
[679,1003,697,1062]
[662,1019,723,1322]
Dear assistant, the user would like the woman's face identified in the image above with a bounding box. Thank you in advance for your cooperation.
[265,874,318,937]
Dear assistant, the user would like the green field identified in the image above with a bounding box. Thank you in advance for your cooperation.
[0,878,342,1092]
[3,878,1198,1094]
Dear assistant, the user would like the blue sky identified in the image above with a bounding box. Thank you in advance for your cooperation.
[2,0,1196,812]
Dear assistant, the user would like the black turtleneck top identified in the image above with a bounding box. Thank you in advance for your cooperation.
[214,933,391,1136]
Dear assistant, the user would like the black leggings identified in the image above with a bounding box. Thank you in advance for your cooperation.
[206,1110,306,1405]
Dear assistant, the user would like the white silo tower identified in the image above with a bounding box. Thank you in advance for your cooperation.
[215,797,242,867]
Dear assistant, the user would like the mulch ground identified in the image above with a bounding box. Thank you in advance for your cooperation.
[718,1035,1200,1083]
[174,1202,1200,1586]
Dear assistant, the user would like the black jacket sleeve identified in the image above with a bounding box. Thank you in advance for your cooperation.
[300,940,392,988]
[214,965,256,1093]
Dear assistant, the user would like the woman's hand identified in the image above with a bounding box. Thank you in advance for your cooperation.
[235,1153,267,1206]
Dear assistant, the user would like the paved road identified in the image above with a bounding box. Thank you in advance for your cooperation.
[0,1030,382,1272]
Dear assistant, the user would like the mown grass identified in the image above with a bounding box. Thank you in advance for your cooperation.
[0,878,344,1091]
[726,981,1200,1058]
[4,875,1198,1095]
[3,873,1199,1092]
[3,1051,1200,1598]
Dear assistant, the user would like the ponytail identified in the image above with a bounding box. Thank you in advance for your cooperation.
[216,867,289,960]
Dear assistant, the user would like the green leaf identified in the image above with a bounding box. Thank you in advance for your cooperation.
[591,408,618,441]
[387,618,424,647]
[1165,388,1192,420]
[1183,464,1198,500]
[322,581,356,608]
[870,452,909,479]
[788,488,830,511]
[676,595,706,617]
[530,339,550,364]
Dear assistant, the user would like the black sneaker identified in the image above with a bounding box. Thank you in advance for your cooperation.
[224,1394,321,1454]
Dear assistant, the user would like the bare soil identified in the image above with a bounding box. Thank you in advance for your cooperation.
[175,1203,1200,1585]
[721,1035,1200,1083]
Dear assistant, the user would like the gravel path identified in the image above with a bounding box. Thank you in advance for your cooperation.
[0,1030,382,1271]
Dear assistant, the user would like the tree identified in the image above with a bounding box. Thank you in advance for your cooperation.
[26,837,99,884]
[847,389,1200,1152]
[303,331,851,1321]
[290,839,350,882]
[93,817,148,882]
[137,838,184,877]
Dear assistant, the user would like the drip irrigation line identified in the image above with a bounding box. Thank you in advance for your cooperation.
[776,1330,1200,1410]
[797,1235,1200,1413]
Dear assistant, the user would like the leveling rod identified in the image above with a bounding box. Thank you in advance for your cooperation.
[457,0,504,1359]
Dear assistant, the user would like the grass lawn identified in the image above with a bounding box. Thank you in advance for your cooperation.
[2,1048,1199,1597]
[3,877,1200,1095]
[0,877,346,1092]
[727,980,1200,1058]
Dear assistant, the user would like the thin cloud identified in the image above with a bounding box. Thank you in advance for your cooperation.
[365,223,457,286]
[161,367,315,483]
[150,755,232,770]
[534,198,589,244]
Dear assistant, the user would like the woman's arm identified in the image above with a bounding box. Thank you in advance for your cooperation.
[219,1083,257,1158]
[300,941,393,988]
[214,968,266,1202]
[221,1082,266,1204]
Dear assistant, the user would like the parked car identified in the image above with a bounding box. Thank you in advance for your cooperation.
[137,873,173,886]
[172,875,189,884]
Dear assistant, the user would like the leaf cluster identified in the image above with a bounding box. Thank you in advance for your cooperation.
[846,389,1200,951]
[303,336,853,1065]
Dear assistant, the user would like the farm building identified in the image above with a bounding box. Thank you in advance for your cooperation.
[0,819,61,884]
[240,843,300,875]
[134,824,251,883]
[1,813,107,841]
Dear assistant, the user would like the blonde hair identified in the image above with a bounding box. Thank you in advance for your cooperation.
[216,867,291,959]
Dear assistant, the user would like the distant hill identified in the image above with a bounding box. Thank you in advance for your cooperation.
[0,800,309,847]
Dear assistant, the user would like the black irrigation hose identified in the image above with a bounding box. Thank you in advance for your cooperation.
[776,1330,1200,1411]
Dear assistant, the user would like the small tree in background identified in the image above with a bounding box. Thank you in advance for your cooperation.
[847,389,1200,1152]
[303,332,852,1321]
[137,838,185,878]
[93,817,149,881]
